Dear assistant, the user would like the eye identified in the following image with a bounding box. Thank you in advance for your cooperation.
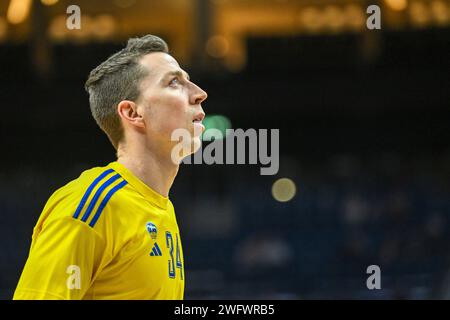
[169,77,180,87]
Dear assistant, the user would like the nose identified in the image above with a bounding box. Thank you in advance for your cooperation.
[191,83,208,106]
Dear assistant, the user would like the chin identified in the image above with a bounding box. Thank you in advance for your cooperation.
[170,135,202,165]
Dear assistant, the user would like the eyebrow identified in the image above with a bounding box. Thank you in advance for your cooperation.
[162,70,190,82]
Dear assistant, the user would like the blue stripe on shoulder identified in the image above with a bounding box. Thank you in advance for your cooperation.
[89,180,128,228]
[73,169,114,219]
[81,173,121,223]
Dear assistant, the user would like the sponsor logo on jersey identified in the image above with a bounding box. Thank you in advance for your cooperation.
[146,222,158,240]
[149,242,162,256]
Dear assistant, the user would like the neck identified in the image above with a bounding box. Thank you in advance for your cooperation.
[116,143,179,198]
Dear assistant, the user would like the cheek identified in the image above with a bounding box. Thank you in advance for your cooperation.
[147,92,188,135]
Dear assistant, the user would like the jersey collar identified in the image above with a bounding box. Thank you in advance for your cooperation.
[108,161,169,210]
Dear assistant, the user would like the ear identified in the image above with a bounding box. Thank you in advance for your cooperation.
[117,100,145,129]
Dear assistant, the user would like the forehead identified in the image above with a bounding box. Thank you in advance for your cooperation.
[138,52,184,79]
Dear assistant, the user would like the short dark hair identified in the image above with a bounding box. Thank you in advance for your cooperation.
[85,34,169,149]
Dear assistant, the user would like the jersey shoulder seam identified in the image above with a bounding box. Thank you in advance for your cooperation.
[44,216,106,242]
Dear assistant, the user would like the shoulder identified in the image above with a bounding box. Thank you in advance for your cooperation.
[41,165,129,229]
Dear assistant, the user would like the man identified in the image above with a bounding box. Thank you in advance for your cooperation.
[14,35,207,299]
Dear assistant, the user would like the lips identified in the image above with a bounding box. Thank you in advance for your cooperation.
[192,112,205,132]
[192,112,205,123]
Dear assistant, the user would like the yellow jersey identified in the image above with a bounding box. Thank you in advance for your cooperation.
[14,161,185,300]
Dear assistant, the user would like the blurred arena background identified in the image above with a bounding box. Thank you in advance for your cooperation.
[0,0,450,299]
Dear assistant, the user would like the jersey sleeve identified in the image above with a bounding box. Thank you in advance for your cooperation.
[13,217,107,300]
